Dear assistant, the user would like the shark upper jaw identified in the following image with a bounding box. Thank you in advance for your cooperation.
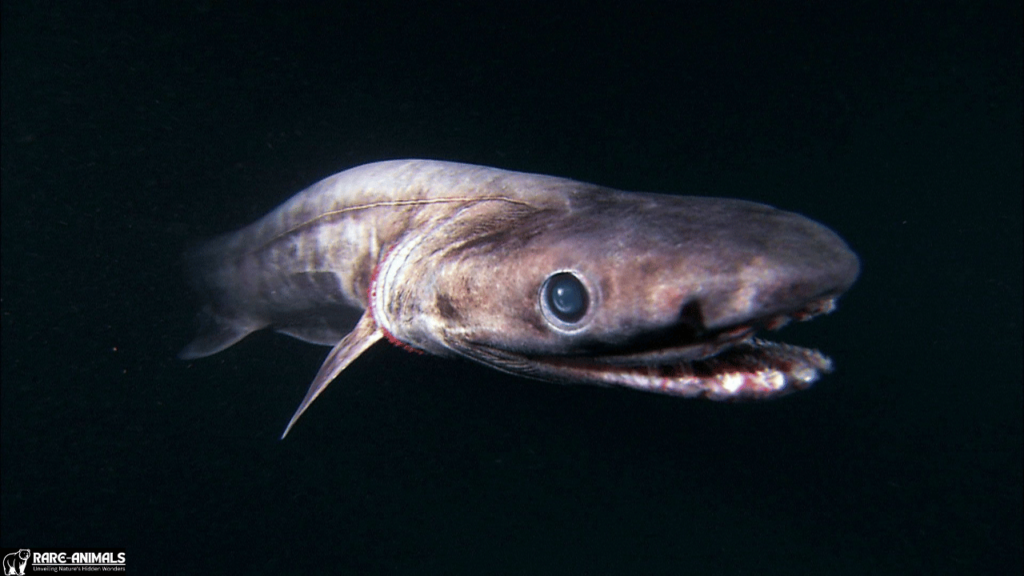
[459,297,839,400]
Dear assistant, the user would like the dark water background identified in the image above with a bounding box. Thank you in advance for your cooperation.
[2,2,1021,574]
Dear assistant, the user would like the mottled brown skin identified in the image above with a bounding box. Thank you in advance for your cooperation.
[180,160,859,437]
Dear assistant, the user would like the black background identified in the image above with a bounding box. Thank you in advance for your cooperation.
[2,2,1021,574]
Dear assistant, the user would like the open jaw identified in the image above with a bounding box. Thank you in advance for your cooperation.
[474,297,839,400]
[532,337,833,400]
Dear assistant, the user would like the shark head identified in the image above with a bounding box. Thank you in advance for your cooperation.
[373,185,859,400]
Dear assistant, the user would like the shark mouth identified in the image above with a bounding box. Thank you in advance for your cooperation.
[465,298,838,401]
[531,337,833,400]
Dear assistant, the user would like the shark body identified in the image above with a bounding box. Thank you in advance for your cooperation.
[180,160,859,437]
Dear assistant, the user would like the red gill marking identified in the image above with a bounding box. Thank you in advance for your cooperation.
[368,244,425,355]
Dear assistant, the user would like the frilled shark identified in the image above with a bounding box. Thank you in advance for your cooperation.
[179,160,859,438]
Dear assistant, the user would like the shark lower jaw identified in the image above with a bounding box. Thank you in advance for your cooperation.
[528,337,832,400]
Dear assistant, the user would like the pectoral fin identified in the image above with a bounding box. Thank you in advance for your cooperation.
[281,311,383,439]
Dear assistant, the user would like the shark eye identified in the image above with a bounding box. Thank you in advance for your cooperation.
[542,272,589,324]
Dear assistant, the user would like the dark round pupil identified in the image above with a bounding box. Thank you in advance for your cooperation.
[546,273,588,322]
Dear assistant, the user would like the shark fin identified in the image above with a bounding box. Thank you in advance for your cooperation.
[280,311,383,439]
[179,307,265,360]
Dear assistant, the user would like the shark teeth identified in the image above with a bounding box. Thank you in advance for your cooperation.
[611,339,832,400]
[526,338,833,401]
